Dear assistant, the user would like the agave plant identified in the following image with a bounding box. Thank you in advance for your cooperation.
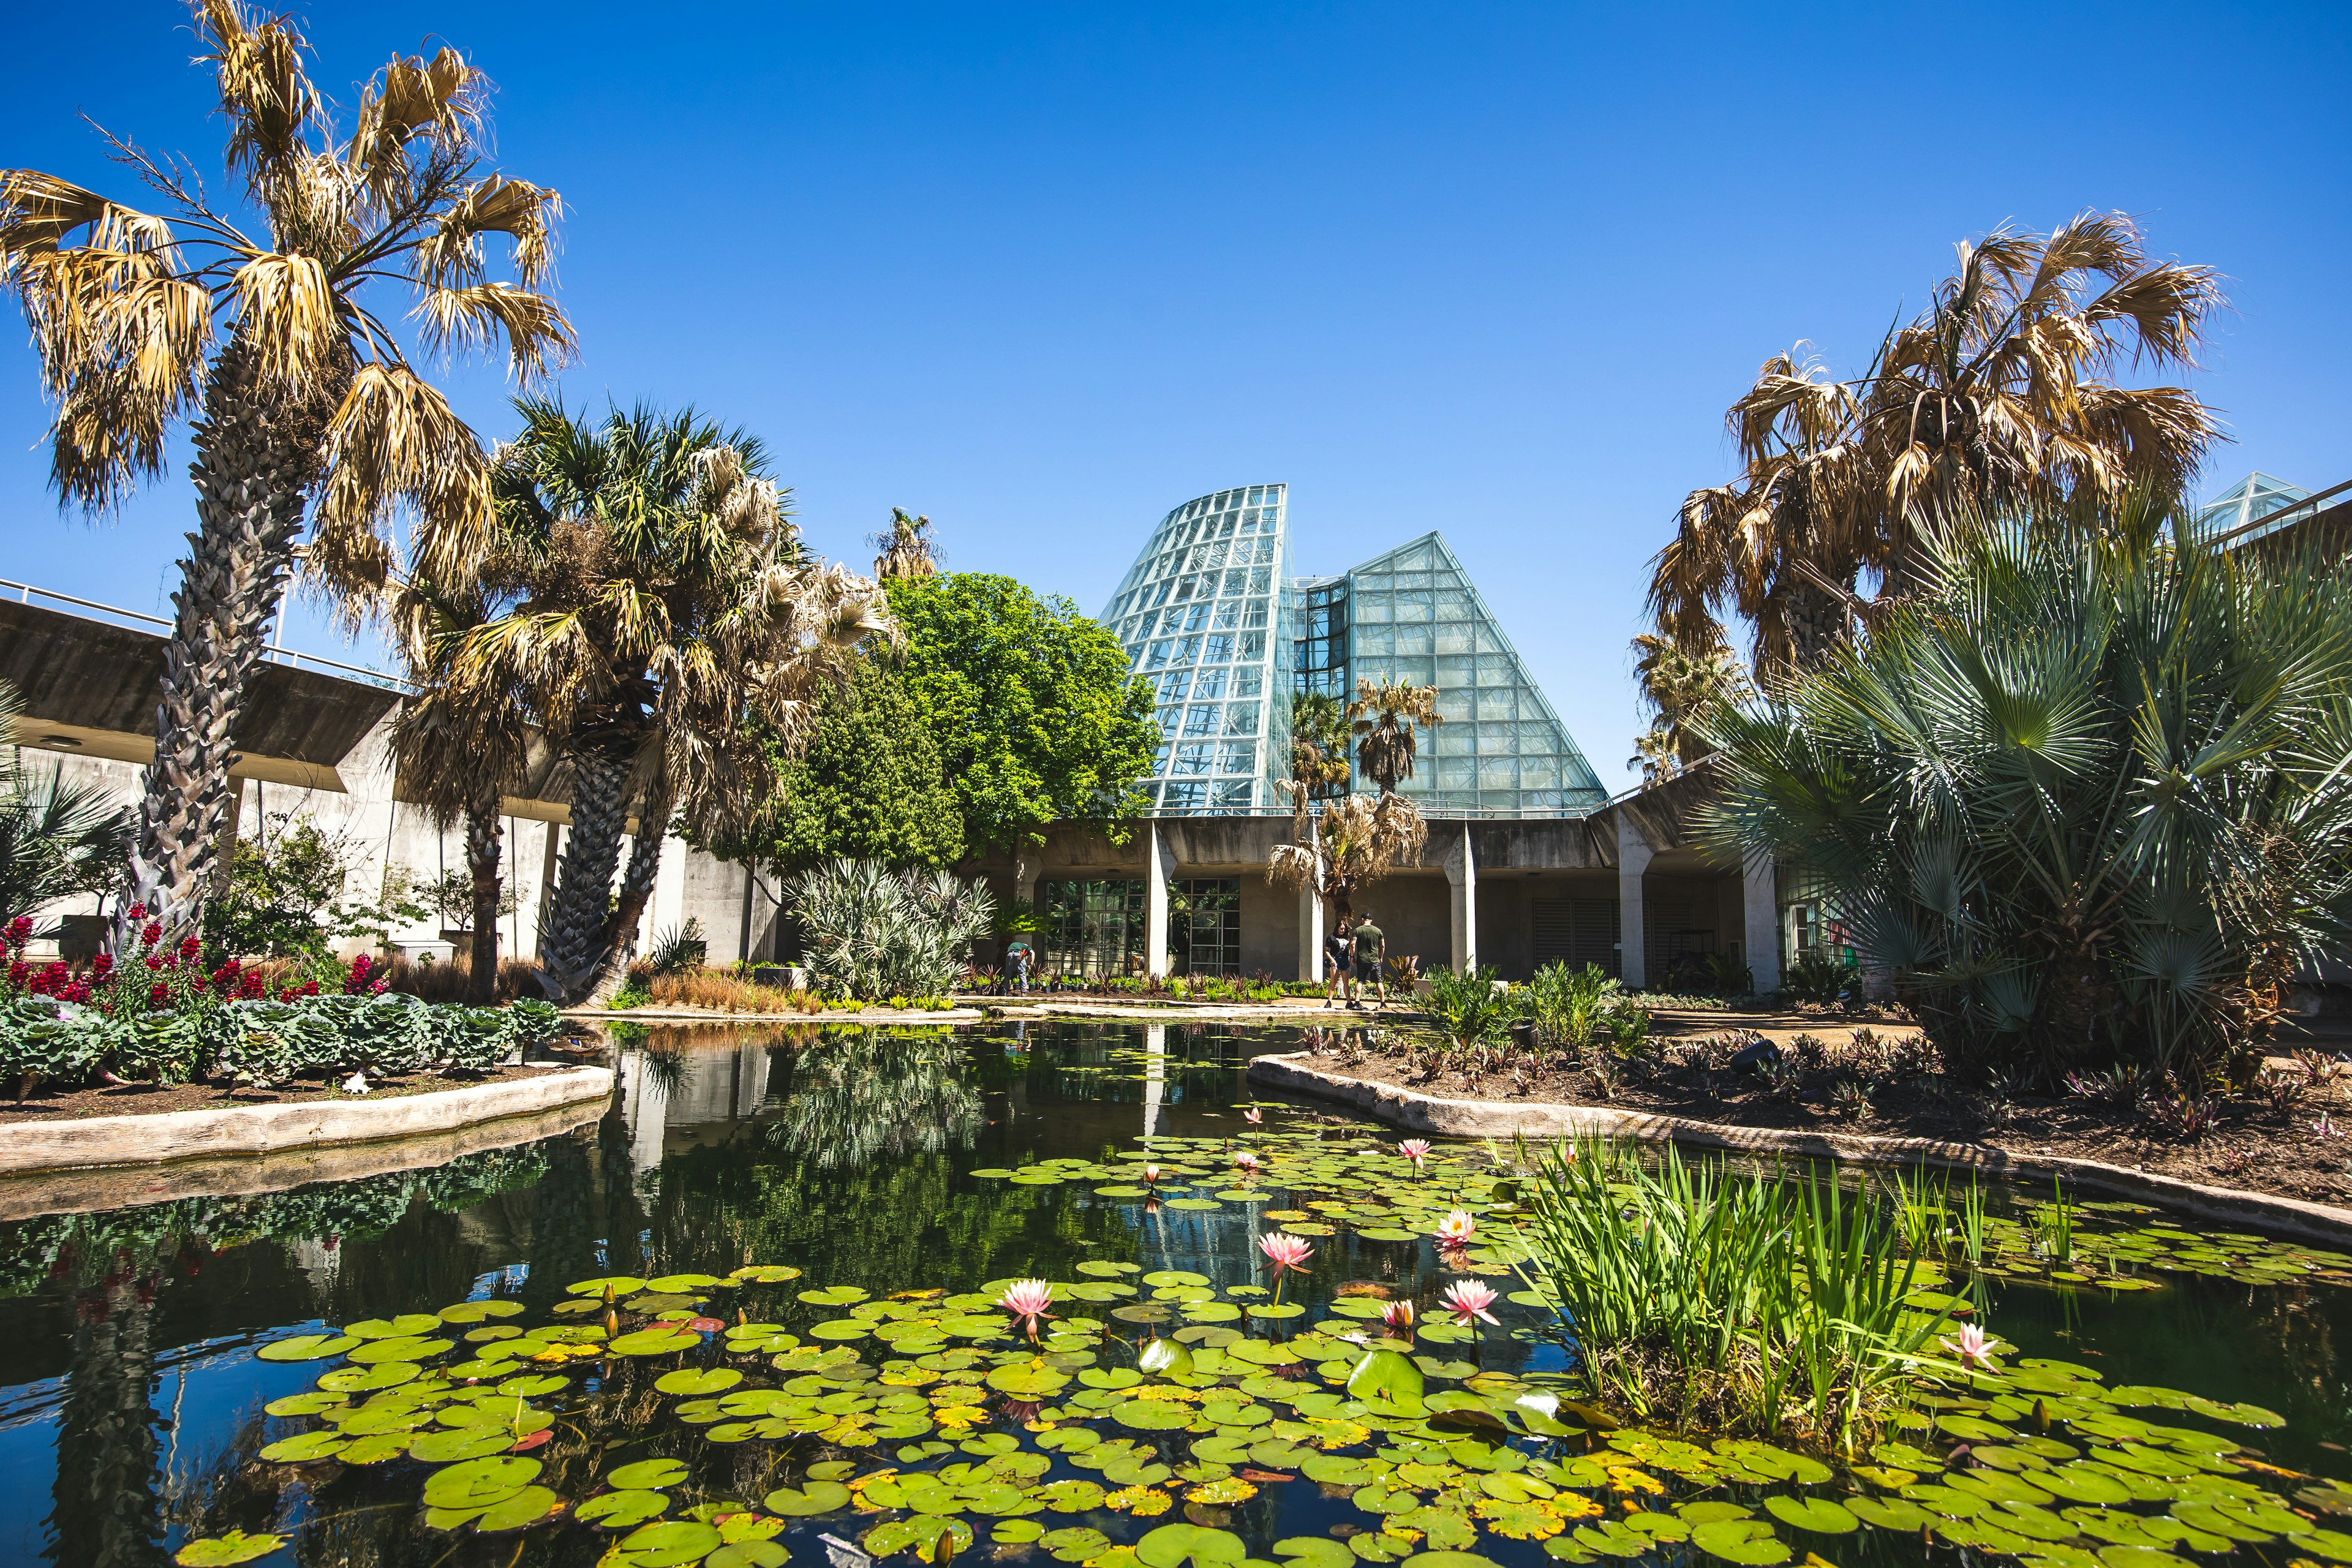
[0,683,132,932]
[785,860,993,1001]
[1702,497,2352,1077]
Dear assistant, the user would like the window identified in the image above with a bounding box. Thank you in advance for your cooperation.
[1158,669,1190,701]
[1182,705,1219,737]
[1219,741,1257,774]
[1210,779,1256,811]
[1223,701,1260,735]
[1203,633,1235,664]
[1043,879,1147,979]
[1174,742,1216,775]
[1232,665,1264,698]
[1170,877,1242,975]
[1174,635,1202,665]
[1212,598,1240,630]
[1161,780,1209,812]
[1193,666,1229,699]
[1145,639,1173,669]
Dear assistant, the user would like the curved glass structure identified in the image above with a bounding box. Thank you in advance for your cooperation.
[1102,489,1606,817]
[1101,486,1292,813]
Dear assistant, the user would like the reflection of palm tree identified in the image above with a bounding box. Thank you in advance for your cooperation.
[767,1030,982,1168]
[50,1280,167,1568]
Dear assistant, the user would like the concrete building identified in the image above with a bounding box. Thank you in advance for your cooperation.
[2,565,1777,989]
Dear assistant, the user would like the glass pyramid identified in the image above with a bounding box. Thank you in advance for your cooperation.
[1324,533,1607,815]
[2193,472,2309,542]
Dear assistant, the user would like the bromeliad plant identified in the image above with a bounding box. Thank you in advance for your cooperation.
[1513,1136,1956,1450]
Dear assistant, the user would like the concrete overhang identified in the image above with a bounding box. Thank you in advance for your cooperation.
[7,717,351,792]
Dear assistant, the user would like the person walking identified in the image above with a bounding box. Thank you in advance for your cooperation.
[1324,914,1354,1008]
[1350,912,1387,1009]
[1005,936,1034,995]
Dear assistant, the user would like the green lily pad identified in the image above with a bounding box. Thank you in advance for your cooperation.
[709,1545,790,1568]
[318,1362,420,1392]
[409,1427,513,1463]
[257,1333,358,1362]
[763,1481,852,1516]
[579,1489,672,1529]
[609,1328,700,1356]
[345,1314,443,1339]
[337,1432,415,1464]
[264,1392,346,1417]
[1136,1523,1250,1568]
[438,1299,526,1323]
[1847,1497,1936,1531]
[657,1368,743,1395]
[175,1531,286,1565]
[258,1430,348,1463]
[867,1517,975,1558]
[1689,1519,1791,1565]
[349,1335,450,1364]
[611,1459,692,1489]
[1763,1497,1858,1534]
[800,1286,870,1306]
[422,1455,543,1509]
[621,1520,726,1566]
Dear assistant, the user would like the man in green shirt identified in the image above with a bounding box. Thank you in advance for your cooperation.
[1349,914,1387,1008]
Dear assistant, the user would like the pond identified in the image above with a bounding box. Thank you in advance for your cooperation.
[0,1021,2346,1568]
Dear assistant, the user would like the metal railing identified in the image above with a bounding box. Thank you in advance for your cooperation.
[0,577,412,692]
[2205,477,2352,549]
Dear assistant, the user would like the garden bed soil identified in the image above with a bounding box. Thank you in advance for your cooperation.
[0,1062,566,1125]
[1285,1013,2352,1207]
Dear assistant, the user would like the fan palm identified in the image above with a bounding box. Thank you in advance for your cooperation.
[870,508,940,582]
[1698,496,2352,1077]
[388,575,529,1001]
[436,398,888,1001]
[1268,790,1428,929]
[1348,678,1442,796]
[1651,214,2223,677]
[0,682,134,931]
[0,4,569,949]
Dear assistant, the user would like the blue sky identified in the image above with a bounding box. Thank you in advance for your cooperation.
[5,1,2348,784]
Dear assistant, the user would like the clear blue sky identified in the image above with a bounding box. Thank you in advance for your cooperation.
[6,1,2348,784]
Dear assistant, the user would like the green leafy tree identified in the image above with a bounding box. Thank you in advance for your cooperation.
[730,658,965,870]
[203,813,428,959]
[884,574,1158,851]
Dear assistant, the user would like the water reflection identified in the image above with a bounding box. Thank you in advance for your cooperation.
[0,1021,2342,1567]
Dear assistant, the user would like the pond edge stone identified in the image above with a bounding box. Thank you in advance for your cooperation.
[1248,1050,2352,1248]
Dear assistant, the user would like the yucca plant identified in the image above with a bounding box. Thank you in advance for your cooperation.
[785,860,993,1001]
[0,2,570,947]
[0,682,132,932]
[1702,498,2352,1079]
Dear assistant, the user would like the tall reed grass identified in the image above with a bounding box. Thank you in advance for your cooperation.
[1513,1137,1962,1450]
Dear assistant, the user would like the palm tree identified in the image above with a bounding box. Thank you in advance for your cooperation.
[1650,213,2223,677]
[1286,692,1352,813]
[438,399,888,1001]
[1268,791,1428,929]
[388,576,528,1001]
[870,508,940,581]
[0,3,569,949]
[1629,632,1752,785]
[1700,496,2352,1078]
[1348,678,1442,796]
[0,683,133,931]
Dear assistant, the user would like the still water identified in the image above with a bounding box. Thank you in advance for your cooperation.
[0,1022,2342,1568]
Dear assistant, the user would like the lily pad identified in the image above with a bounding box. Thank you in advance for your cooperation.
[256,1333,358,1362]
[1763,1497,1858,1534]
[621,1520,725,1566]
[611,1459,692,1489]
[1136,1523,1250,1568]
[175,1531,286,1565]
[578,1489,672,1529]
[763,1481,852,1516]
[657,1368,743,1395]
[1689,1520,1791,1565]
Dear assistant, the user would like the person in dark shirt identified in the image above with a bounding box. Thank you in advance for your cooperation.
[1324,914,1354,1007]
[1350,914,1387,1008]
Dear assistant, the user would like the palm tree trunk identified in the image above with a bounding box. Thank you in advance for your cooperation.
[113,340,325,952]
[464,787,503,1004]
[539,750,632,1000]
[592,803,670,1000]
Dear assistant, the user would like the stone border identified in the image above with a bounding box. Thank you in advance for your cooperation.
[1249,1051,2352,1249]
[0,1065,612,1182]
[0,1089,609,1222]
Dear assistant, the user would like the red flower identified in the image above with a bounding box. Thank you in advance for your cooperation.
[144,954,164,971]
[149,982,170,1008]
[141,921,162,948]
[90,953,113,978]
[6,959,28,989]
[177,935,202,960]
[4,916,32,951]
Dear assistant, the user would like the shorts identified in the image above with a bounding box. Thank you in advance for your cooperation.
[1327,957,1352,978]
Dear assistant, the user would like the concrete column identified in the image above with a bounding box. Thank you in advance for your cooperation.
[1298,818,1324,981]
[622,1047,668,1184]
[1142,1023,1166,1138]
[1446,823,1477,973]
[1743,853,1781,993]
[649,832,689,944]
[1145,826,1170,979]
[1616,815,1655,989]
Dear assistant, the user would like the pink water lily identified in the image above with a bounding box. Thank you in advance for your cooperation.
[1141,1163,1162,1185]
[1440,1279,1499,1326]
[1381,1299,1417,1336]
[1258,1230,1315,1305]
[1243,1106,1264,1125]
[1397,1139,1433,1174]
[1232,1150,1261,1175]
[1940,1321,1997,1369]
[997,1279,1056,1341]
[1434,1209,1477,1248]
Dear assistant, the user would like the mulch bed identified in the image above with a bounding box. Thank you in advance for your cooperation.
[0,1061,576,1126]
[1290,1011,2352,1208]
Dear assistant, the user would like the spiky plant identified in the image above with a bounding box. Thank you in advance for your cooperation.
[785,859,993,1000]
[0,683,134,931]
[1650,213,2223,679]
[0,3,571,947]
[437,399,891,1001]
[1348,678,1442,796]
[1700,496,2352,1078]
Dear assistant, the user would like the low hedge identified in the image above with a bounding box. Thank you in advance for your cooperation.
[0,993,564,1093]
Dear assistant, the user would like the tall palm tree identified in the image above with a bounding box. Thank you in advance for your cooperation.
[388,576,528,1002]
[439,399,889,1001]
[0,3,569,949]
[1268,791,1428,929]
[1628,631,1752,785]
[1650,213,2223,677]
[870,508,940,582]
[1286,692,1352,814]
[1348,678,1442,796]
